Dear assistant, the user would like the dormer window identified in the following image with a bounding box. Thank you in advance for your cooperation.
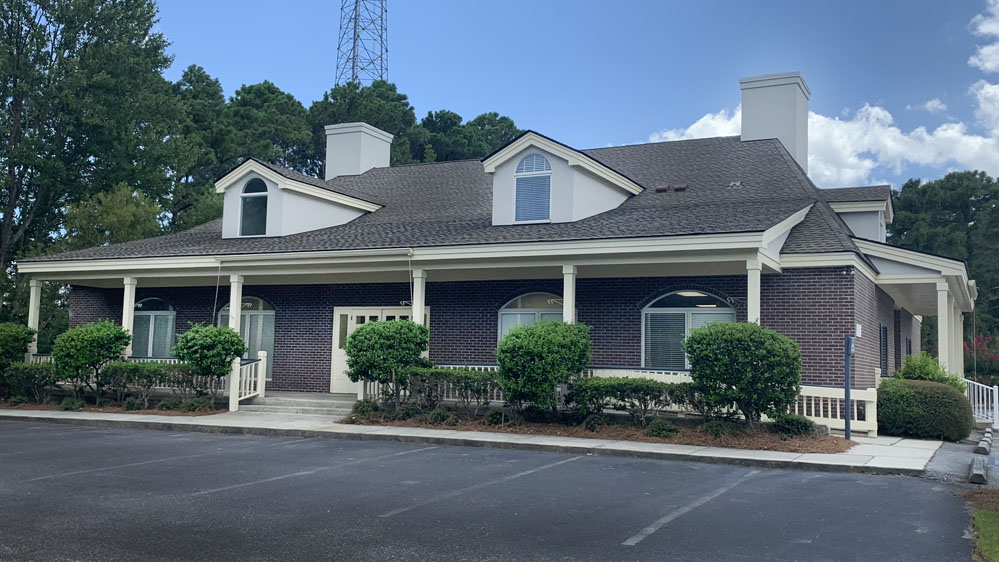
[240,178,268,236]
[514,154,552,222]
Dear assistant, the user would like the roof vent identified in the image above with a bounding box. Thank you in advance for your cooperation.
[673,184,687,192]
[728,181,742,189]
[654,185,670,193]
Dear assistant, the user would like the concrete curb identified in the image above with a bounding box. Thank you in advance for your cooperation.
[0,413,926,477]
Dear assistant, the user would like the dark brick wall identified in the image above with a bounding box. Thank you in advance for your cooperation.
[852,274,899,389]
[67,267,871,392]
[760,267,855,387]
[894,308,920,370]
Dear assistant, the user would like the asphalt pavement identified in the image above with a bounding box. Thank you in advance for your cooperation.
[0,420,975,561]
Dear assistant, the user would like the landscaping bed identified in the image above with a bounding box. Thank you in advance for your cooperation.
[344,412,855,454]
[0,401,220,417]
[960,489,999,562]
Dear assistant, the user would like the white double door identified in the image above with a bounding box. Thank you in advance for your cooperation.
[330,307,430,393]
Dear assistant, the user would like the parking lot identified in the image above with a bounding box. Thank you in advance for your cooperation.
[0,420,974,561]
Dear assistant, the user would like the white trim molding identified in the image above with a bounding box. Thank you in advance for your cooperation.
[830,200,894,223]
[482,132,644,195]
[214,160,381,213]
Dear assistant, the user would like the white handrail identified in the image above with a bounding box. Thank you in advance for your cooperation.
[228,352,268,411]
[965,378,999,428]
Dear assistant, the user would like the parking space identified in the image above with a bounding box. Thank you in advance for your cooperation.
[0,421,974,561]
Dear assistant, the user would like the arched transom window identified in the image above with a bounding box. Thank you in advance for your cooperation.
[219,296,275,380]
[642,291,735,370]
[240,178,268,236]
[514,154,552,222]
[132,298,175,358]
[498,292,563,340]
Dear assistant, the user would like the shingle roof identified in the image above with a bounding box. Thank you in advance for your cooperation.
[24,136,863,263]
[820,185,892,203]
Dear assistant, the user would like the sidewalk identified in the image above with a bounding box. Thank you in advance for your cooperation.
[0,409,941,476]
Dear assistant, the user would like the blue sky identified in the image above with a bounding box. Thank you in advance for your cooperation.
[157,0,999,188]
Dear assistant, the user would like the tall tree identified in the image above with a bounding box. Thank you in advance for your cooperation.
[227,81,311,172]
[0,0,173,307]
[888,171,999,354]
[63,183,163,250]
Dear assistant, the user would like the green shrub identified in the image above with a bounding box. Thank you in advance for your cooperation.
[0,323,36,380]
[670,382,722,419]
[7,395,28,406]
[410,367,497,418]
[484,409,506,426]
[59,397,84,411]
[172,324,247,402]
[177,396,214,412]
[567,377,690,426]
[52,321,131,401]
[683,322,801,427]
[156,398,181,411]
[645,418,678,439]
[700,419,742,438]
[566,377,614,415]
[122,397,143,411]
[345,320,430,410]
[878,378,974,441]
[582,414,604,432]
[2,363,58,403]
[495,321,591,412]
[396,403,424,420]
[352,399,379,418]
[425,406,459,426]
[894,353,966,392]
[771,414,817,437]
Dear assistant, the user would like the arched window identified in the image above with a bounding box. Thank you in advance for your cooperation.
[514,154,552,222]
[132,298,176,358]
[219,296,275,379]
[642,291,735,370]
[240,178,268,236]
[498,292,563,340]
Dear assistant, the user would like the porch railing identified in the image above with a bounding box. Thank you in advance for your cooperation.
[228,351,267,411]
[361,365,880,435]
[965,378,999,428]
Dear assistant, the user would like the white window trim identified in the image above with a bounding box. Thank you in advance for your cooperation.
[497,292,568,342]
[239,180,269,237]
[641,302,735,370]
[513,154,552,223]
[218,297,276,380]
[132,299,176,358]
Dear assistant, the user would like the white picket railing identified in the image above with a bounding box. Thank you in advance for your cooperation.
[965,378,999,428]
[359,365,880,435]
[26,354,53,364]
[228,351,267,411]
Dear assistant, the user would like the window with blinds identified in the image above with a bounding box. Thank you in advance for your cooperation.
[642,290,736,370]
[644,313,686,369]
[132,298,176,358]
[514,154,552,222]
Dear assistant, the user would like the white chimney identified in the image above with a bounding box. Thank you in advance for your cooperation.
[739,72,810,173]
[324,122,393,180]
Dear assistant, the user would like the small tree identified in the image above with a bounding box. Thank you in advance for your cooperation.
[895,352,966,392]
[172,324,247,402]
[0,323,36,371]
[52,321,131,402]
[683,322,801,428]
[345,320,430,411]
[495,321,591,412]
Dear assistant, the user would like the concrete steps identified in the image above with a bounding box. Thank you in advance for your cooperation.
[241,392,355,417]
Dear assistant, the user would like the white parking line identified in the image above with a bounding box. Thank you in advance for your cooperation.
[190,446,437,496]
[29,453,218,481]
[622,470,761,546]
[377,455,584,518]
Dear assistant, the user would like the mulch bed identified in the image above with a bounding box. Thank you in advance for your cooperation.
[961,489,999,511]
[0,402,221,417]
[347,415,855,454]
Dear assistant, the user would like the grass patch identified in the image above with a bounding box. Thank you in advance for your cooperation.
[974,510,999,562]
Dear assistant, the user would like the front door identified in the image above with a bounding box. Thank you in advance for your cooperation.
[330,307,430,394]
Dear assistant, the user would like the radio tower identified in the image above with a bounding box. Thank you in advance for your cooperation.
[335,0,388,85]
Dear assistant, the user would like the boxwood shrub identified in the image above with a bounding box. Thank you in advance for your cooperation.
[495,321,591,412]
[565,376,681,426]
[878,378,974,441]
[2,363,58,403]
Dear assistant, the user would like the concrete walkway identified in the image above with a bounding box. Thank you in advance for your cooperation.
[0,409,941,476]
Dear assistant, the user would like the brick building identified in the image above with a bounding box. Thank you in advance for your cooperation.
[18,73,974,395]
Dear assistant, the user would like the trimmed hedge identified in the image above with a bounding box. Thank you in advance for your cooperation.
[409,367,497,417]
[495,321,591,412]
[0,323,36,374]
[683,322,801,427]
[894,352,966,392]
[2,363,58,403]
[345,320,430,410]
[565,376,681,426]
[878,378,974,441]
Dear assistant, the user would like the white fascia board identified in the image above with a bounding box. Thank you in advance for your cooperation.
[214,160,381,212]
[828,201,887,215]
[762,204,812,246]
[482,132,644,195]
[853,239,966,277]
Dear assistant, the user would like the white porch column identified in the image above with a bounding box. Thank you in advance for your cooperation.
[746,257,762,324]
[937,282,951,370]
[26,279,42,358]
[562,265,577,324]
[122,277,137,357]
[228,275,244,412]
[411,269,426,325]
[955,305,965,376]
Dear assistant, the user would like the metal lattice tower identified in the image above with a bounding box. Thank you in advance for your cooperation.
[335,0,388,85]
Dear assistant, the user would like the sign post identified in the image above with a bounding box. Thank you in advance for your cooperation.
[844,335,855,440]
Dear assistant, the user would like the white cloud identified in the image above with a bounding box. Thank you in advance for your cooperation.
[648,103,999,188]
[906,98,948,113]
[970,0,999,72]
[973,79,999,134]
